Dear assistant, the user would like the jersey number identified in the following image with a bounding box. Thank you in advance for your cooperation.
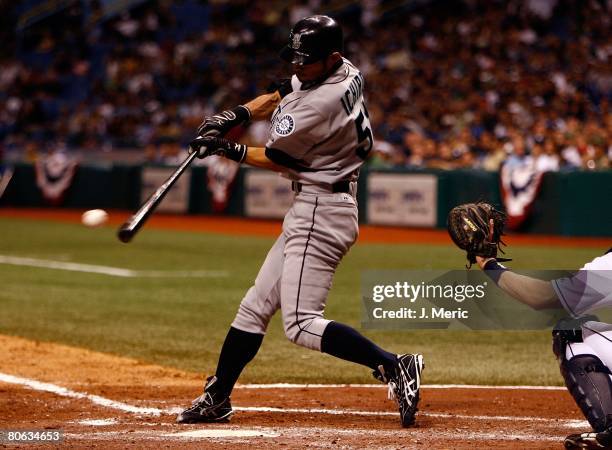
[354,105,373,160]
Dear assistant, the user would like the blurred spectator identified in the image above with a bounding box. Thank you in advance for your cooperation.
[368,140,399,169]
[0,0,609,172]
[533,140,560,172]
[158,137,188,166]
[429,142,458,170]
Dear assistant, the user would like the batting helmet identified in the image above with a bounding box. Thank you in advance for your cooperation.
[280,15,343,65]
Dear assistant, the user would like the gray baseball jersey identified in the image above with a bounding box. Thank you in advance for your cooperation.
[265,58,372,186]
[231,58,370,350]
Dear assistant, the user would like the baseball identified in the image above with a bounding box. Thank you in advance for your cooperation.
[81,209,109,227]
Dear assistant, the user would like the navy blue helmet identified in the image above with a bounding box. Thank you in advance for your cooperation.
[280,15,343,65]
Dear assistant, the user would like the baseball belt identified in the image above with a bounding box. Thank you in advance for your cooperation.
[291,180,353,194]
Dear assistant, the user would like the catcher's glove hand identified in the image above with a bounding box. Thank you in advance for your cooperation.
[447,202,510,268]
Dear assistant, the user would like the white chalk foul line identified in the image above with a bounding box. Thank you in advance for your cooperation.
[165,406,587,427]
[0,373,160,415]
[78,419,119,426]
[237,383,565,391]
[0,372,588,429]
[0,255,227,278]
[63,427,564,443]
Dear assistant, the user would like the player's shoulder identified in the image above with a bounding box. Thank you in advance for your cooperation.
[580,250,612,271]
[309,59,363,113]
[318,58,362,94]
[282,59,363,117]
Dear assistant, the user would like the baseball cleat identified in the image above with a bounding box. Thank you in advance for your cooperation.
[565,428,612,449]
[374,353,424,427]
[176,376,233,424]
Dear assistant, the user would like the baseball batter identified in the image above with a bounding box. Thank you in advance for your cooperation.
[477,250,612,449]
[176,15,424,427]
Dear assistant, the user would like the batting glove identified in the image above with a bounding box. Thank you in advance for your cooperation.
[196,105,251,138]
[189,136,247,163]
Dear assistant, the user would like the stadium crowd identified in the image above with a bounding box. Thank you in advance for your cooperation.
[0,0,610,170]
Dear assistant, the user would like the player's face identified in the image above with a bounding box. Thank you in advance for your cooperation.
[292,53,341,83]
[293,60,327,83]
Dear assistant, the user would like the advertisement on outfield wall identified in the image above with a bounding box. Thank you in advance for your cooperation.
[141,167,191,214]
[244,170,294,219]
[367,173,437,227]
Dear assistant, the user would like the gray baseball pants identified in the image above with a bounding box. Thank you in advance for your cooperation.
[232,187,358,350]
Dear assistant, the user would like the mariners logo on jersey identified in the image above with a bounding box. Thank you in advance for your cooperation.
[274,114,295,136]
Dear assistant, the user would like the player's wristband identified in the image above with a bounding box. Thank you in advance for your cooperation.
[224,143,247,163]
[483,259,508,284]
[234,105,251,124]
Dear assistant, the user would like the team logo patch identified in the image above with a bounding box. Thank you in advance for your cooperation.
[291,32,301,50]
[275,114,295,136]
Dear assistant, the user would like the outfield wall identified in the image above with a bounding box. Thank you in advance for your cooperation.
[2,163,611,237]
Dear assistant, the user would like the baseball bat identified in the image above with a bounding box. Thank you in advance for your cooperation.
[117,150,199,243]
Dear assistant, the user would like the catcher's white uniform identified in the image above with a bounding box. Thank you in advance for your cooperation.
[552,252,612,369]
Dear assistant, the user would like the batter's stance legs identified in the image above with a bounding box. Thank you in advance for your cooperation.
[321,321,397,371]
[321,321,425,427]
[176,327,264,424]
[197,322,403,399]
[177,320,424,427]
[214,327,264,397]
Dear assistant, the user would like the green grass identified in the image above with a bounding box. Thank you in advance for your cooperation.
[0,217,602,385]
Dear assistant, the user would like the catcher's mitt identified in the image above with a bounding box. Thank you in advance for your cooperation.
[447,202,510,268]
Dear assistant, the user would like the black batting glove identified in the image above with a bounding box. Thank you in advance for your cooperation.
[197,105,251,138]
[189,136,247,163]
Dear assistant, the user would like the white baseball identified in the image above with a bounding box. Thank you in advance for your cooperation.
[81,209,109,227]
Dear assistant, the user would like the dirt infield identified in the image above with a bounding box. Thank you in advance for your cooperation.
[0,335,586,449]
[1,207,610,247]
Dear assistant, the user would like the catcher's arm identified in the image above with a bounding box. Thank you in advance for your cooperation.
[476,220,560,310]
[479,260,560,310]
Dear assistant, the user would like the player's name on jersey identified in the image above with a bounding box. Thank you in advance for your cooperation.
[372,307,469,320]
[340,71,365,115]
